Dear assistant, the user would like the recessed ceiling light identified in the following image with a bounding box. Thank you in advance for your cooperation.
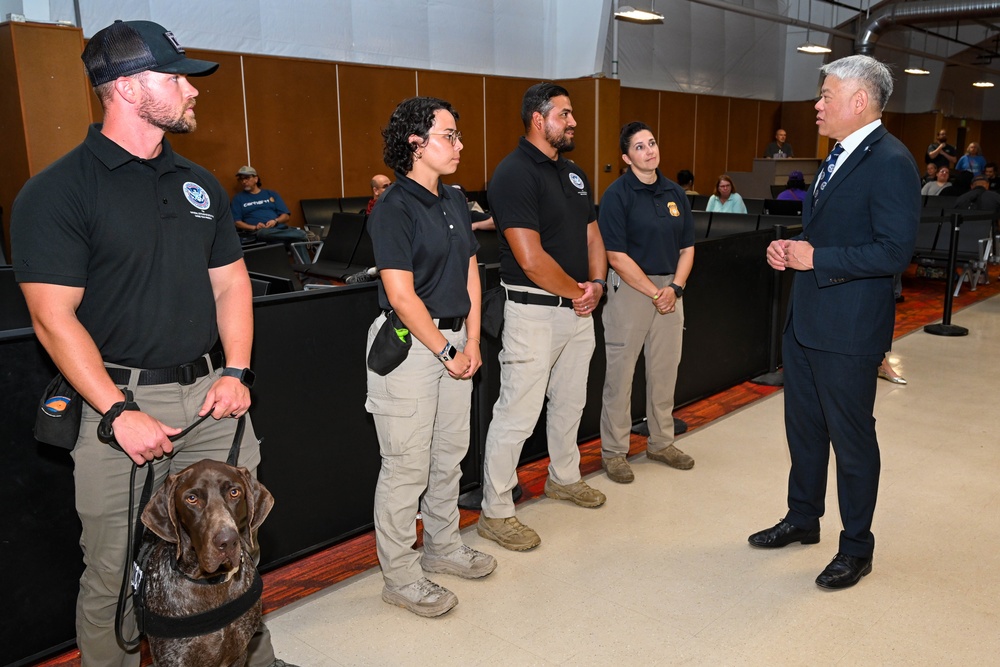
[904,67,930,75]
[797,43,832,54]
[614,6,664,23]
[973,81,995,88]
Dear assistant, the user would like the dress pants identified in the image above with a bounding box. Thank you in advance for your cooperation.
[481,285,596,519]
[365,313,471,588]
[781,321,883,558]
[600,270,684,458]
[71,358,274,667]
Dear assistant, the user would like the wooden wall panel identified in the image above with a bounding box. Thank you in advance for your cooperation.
[339,64,417,197]
[757,100,781,159]
[418,70,488,190]
[1,23,91,256]
[780,100,822,159]
[595,77,621,199]
[558,78,597,199]
[658,90,697,188]
[897,112,937,168]
[619,87,659,136]
[981,120,1000,162]
[238,54,342,215]
[484,77,537,180]
[694,95,729,194]
[728,98,759,174]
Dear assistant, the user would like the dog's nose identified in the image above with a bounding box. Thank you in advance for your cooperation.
[214,526,239,553]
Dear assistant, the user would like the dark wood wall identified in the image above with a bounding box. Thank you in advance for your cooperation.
[5,21,1000,253]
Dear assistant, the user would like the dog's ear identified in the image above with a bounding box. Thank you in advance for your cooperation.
[142,472,181,545]
[236,466,274,553]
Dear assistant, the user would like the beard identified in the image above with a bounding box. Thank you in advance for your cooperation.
[544,122,575,154]
[139,92,196,134]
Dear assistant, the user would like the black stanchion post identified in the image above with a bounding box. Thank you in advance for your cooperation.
[752,223,795,386]
[925,212,969,337]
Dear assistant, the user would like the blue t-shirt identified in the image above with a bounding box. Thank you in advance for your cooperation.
[956,154,986,177]
[231,188,290,226]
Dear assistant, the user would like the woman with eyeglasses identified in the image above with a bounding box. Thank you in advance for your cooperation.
[364,96,495,619]
[597,121,696,484]
[706,174,748,213]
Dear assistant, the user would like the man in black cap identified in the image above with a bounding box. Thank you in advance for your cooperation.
[11,20,293,667]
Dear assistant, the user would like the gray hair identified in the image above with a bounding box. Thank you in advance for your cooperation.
[820,55,893,112]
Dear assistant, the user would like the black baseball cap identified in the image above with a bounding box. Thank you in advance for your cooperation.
[82,19,219,87]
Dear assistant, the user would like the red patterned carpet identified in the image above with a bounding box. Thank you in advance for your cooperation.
[32,264,999,667]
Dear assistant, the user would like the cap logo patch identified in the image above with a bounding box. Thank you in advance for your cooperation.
[183,182,211,210]
[163,31,186,54]
[568,173,585,190]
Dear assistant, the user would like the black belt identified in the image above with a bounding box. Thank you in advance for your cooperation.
[382,311,465,331]
[506,289,574,309]
[106,350,224,386]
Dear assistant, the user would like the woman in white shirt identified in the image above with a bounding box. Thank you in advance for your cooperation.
[706,174,748,213]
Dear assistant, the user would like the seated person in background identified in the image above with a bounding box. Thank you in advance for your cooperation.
[955,174,1000,213]
[777,170,808,201]
[985,162,1000,192]
[366,173,392,215]
[706,174,747,213]
[955,142,986,177]
[449,184,495,231]
[921,163,938,185]
[920,166,950,196]
[232,166,307,245]
[677,169,698,195]
[940,169,972,197]
[764,129,794,158]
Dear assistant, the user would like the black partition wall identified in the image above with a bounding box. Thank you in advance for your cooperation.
[2,226,785,665]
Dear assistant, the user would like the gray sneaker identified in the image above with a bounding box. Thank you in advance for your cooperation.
[422,544,497,579]
[646,444,694,470]
[543,478,607,508]
[602,455,634,484]
[477,514,541,551]
[381,577,458,617]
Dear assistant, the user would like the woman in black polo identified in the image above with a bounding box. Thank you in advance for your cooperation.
[598,121,696,484]
[365,96,494,618]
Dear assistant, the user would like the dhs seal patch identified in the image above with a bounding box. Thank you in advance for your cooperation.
[568,173,585,190]
[183,182,211,210]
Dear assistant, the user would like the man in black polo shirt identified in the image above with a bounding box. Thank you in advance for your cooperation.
[11,20,291,667]
[478,82,608,551]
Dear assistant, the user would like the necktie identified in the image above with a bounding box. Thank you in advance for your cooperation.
[813,143,844,204]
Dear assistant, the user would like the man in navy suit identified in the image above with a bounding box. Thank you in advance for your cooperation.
[748,55,919,589]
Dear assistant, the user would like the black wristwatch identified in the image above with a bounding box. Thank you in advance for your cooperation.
[590,278,607,294]
[668,283,684,298]
[435,343,458,363]
[221,367,256,388]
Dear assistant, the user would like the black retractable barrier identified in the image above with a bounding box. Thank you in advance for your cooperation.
[751,223,802,386]
[923,211,993,337]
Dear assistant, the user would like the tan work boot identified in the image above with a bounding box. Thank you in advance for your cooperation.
[543,478,607,508]
[601,455,634,484]
[421,544,497,579]
[381,577,457,617]
[646,444,694,470]
[477,514,541,551]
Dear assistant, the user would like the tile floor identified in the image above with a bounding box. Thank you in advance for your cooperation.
[265,296,1000,666]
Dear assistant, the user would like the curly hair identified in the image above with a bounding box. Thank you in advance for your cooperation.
[521,82,570,130]
[382,97,459,174]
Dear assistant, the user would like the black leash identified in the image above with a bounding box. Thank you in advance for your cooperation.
[111,402,245,651]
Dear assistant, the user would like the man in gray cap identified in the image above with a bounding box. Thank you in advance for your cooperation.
[11,20,293,667]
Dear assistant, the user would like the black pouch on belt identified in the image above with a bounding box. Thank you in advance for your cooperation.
[367,310,412,376]
[34,373,83,450]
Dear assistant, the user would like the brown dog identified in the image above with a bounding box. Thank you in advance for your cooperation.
[140,459,274,667]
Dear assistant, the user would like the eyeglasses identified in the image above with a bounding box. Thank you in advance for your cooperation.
[237,174,255,180]
[428,131,462,146]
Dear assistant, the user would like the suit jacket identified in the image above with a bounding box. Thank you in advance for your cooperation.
[788,125,920,356]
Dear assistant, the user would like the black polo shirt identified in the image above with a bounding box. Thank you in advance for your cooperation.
[368,172,478,318]
[598,168,695,275]
[489,137,596,287]
[12,124,242,368]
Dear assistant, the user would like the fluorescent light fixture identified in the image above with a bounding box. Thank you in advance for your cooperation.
[614,6,664,23]
[797,42,832,54]
[973,81,995,88]
[904,66,930,75]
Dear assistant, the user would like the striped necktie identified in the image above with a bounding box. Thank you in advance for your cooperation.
[813,143,845,204]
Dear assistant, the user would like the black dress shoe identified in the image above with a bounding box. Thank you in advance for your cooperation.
[815,552,872,590]
[748,520,820,549]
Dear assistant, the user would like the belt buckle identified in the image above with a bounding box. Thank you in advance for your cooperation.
[178,362,197,386]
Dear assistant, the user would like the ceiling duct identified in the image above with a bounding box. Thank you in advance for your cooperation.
[856,0,1000,55]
